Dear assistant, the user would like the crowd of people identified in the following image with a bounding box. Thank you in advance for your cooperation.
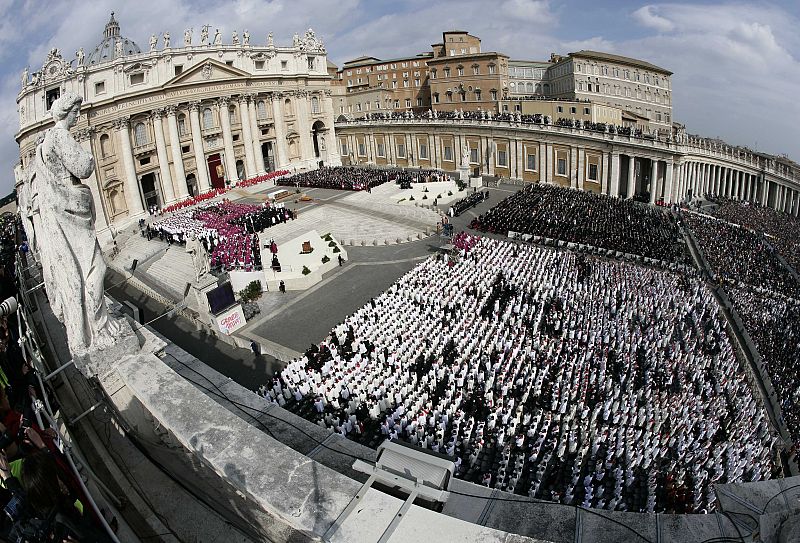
[273,236,777,512]
[0,220,112,540]
[470,184,690,265]
[449,190,488,217]
[159,170,290,214]
[729,287,800,447]
[683,212,800,300]
[148,200,293,272]
[277,166,449,192]
[707,197,800,273]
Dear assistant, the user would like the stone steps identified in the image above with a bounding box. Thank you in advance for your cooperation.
[142,248,197,297]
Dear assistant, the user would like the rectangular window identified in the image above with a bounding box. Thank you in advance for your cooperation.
[570,107,576,114]
[255,60,265,70]
[414,79,420,87]
[358,143,366,156]
[584,107,590,114]
[557,158,567,176]
[225,60,234,66]
[557,106,563,113]
[457,67,464,76]
[497,149,507,167]
[403,80,409,88]
[444,146,453,161]
[470,148,478,163]
[340,142,348,156]
[94,81,105,95]
[377,143,385,157]
[129,73,144,85]
[181,145,190,154]
[433,94,440,104]
[588,163,598,181]
[392,81,398,89]
[473,66,479,75]
[490,90,497,101]
[416,97,423,107]
[526,153,536,171]
[489,65,496,74]
[405,98,411,108]
[281,60,288,70]
[419,143,428,159]
[174,65,183,75]
[397,143,406,158]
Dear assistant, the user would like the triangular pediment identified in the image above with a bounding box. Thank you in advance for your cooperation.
[163,59,251,88]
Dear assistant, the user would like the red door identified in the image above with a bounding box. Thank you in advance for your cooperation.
[207,153,225,189]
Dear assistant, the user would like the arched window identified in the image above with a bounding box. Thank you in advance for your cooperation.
[99,134,112,158]
[284,98,294,116]
[311,96,320,114]
[228,106,237,125]
[178,114,188,136]
[202,108,213,129]
[256,100,267,118]
[526,82,533,93]
[134,122,147,146]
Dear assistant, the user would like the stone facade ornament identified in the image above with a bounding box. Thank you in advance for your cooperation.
[303,28,324,52]
[200,25,209,45]
[29,91,136,371]
[185,235,210,282]
[184,28,192,46]
[149,34,158,51]
[213,28,222,45]
[163,31,170,48]
[267,32,273,47]
[242,30,250,46]
[114,39,123,57]
[201,62,213,80]
[232,30,239,45]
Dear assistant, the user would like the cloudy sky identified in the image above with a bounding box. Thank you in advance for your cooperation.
[1,0,798,195]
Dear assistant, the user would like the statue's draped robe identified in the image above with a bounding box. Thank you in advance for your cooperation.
[34,126,114,356]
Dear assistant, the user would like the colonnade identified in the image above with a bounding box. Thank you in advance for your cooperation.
[336,121,800,217]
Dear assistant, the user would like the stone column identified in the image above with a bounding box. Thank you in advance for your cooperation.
[76,128,109,233]
[744,173,751,201]
[238,97,257,177]
[649,159,658,204]
[271,94,288,168]
[407,133,416,167]
[248,96,267,174]
[515,140,523,180]
[152,109,176,204]
[570,146,578,189]
[627,155,636,199]
[539,143,547,183]
[218,97,238,181]
[166,106,189,199]
[433,134,442,169]
[546,143,554,183]
[664,161,674,204]
[115,118,145,217]
[188,102,211,192]
[610,152,620,197]
[601,152,609,194]
[295,92,314,167]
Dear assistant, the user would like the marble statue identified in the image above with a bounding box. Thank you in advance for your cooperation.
[232,30,239,45]
[76,48,84,66]
[114,39,123,57]
[213,28,222,45]
[200,25,209,45]
[29,71,40,86]
[185,235,210,282]
[149,34,158,51]
[31,92,124,359]
[292,33,301,48]
[319,134,326,151]
[461,144,471,167]
[267,32,274,47]
[163,31,170,48]
[242,29,250,46]
[184,28,192,46]
[20,67,28,87]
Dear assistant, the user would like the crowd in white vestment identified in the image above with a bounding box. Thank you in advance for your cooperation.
[266,236,777,513]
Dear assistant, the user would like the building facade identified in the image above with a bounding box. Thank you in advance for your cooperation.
[15,14,340,243]
[336,118,800,216]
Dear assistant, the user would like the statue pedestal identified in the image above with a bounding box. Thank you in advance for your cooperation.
[73,307,141,379]
[457,166,470,182]
[189,275,219,330]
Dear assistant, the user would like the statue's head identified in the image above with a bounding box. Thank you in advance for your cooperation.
[51,92,82,128]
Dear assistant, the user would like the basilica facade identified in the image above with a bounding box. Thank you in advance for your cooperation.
[15,13,340,243]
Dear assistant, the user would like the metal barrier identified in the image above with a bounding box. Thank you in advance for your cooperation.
[14,251,121,543]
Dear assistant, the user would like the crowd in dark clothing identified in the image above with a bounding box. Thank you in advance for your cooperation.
[449,191,488,217]
[706,197,800,274]
[684,212,800,300]
[470,184,690,264]
[277,166,449,192]
[730,287,800,447]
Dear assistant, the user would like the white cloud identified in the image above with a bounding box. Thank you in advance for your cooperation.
[499,0,554,24]
[632,5,675,33]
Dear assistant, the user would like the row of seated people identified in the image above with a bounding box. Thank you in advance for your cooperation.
[159,170,290,214]
[706,196,800,273]
[209,232,262,272]
[449,191,488,217]
[683,212,800,300]
[273,236,778,513]
[277,166,447,192]
[470,184,690,265]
